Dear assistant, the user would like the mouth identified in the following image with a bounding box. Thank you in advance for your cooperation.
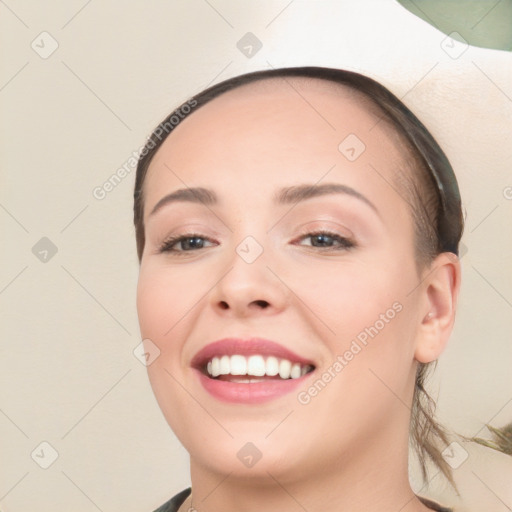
[191,337,317,403]
[203,354,315,382]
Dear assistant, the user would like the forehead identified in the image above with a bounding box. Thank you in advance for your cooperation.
[143,77,413,221]
[161,77,395,150]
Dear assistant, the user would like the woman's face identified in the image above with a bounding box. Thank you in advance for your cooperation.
[136,80,428,481]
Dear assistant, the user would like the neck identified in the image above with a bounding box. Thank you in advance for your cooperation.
[187,424,432,512]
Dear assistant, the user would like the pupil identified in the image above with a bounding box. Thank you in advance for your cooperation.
[184,237,203,249]
[314,234,332,246]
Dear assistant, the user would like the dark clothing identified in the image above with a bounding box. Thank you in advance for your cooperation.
[153,487,192,512]
[153,487,453,512]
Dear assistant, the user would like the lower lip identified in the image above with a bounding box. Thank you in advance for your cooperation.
[195,369,313,404]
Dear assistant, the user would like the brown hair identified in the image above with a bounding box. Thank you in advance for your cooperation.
[133,66,464,490]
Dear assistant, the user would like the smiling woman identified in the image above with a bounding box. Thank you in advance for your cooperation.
[133,67,464,512]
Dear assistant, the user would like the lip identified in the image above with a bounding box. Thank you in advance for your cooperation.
[190,337,316,404]
[191,337,316,370]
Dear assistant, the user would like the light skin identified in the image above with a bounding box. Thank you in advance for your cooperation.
[136,78,461,512]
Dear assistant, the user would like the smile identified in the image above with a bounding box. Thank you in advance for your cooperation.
[205,355,314,380]
[191,337,317,403]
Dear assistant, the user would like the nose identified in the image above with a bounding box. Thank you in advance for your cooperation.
[208,240,289,318]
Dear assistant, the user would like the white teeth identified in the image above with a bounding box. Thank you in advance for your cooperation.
[219,355,230,375]
[204,355,313,380]
[230,355,247,375]
[279,359,291,379]
[247,355,266,376]
[265,356,279,376]
[211,357,220,377]
[290,363,301,379]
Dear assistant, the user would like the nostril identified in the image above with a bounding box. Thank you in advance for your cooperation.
[252,300,269,308]
[217,299,269,310]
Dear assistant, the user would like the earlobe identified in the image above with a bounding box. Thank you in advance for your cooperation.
[414,252,461,364]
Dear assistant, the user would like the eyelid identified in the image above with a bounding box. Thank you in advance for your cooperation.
[292,228,356,250]
[155,222,220,244]
[293,219,354,238]
[158,232,218,254]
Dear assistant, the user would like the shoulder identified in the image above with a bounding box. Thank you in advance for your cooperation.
[152,487,192,512]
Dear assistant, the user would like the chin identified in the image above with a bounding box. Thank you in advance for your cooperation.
[186,433,314,482]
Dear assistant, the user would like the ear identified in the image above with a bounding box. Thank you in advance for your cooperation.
[414,252,461,364]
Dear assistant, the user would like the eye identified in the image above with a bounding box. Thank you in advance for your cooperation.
[157,230,355,255]
[158,233,216,254]
[295,230,355,251]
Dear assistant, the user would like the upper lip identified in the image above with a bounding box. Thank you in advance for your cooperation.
[190,337,316,371]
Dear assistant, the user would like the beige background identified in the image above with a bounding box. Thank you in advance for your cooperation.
[1,1,511,511]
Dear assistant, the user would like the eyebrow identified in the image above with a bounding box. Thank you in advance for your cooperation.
[149,187,217,217]
[273,183,379,217]
[149,183,380,218]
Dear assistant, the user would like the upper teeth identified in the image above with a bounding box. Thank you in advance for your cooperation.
[206,355,312,379]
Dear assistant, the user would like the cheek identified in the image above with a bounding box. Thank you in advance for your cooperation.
[136,262,200,344]
[293,257,417,396]
[294,309,415,446]
[293,257,407,341]
[136,262,202,401]
[136,264,200,440]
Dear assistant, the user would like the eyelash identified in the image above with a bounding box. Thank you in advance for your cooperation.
[157,230,356,255]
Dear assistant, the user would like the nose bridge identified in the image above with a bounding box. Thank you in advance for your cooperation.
[235,233,267,266]
[227,230,271,291]
[227,207,271,268]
